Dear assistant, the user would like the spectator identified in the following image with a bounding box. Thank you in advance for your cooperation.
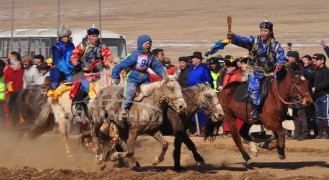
[209,57,221,95]
[238,55,249,82]
[36,62,51,85]
[187,51,213,87]
[286,51,309,140]
[33,54,45,68]
[311,53,318,70]
[302,55,317,138]
[164,57,177,75]
[221,56,243,137]
[176,56,190,88]
[320,40,329,58]
[187,51,213,136]
[152,48,165,65]
[0,59,5,127]
[312,54,329,139]
[22,55,39,88]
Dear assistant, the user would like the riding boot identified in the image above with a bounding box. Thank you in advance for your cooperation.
[250,104,260,121]
[315,125,324,139]
[73,90,89,119]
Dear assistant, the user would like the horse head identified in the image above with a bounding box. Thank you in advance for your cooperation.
[160,74,187,113]
[280,63,314,106]
[195,83,224,122]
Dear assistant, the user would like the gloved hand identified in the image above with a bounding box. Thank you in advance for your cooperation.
[204,39,230,57]
[114,79,120,85]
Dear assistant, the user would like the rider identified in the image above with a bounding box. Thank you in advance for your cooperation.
[50,26,75,90]
[112,35,166,123]
[227,20,286,121]
[70,25,113,118]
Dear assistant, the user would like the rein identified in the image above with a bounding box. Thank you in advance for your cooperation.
[274,68,306,105]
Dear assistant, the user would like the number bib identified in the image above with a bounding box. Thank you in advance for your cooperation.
[135,54,151,71]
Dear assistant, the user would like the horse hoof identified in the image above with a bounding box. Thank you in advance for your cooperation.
[196,161,206,166]
[110,152,120,161]
[173,166,187,172]
[246,159,254,165]
[135,162,141,168]
[278,154,286,160]
[152,156,164,165]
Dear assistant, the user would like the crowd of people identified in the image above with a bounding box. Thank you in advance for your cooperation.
[1,20,329,142]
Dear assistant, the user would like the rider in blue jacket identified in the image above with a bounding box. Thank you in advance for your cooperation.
[50,26,75,89]
[112,35,166,121]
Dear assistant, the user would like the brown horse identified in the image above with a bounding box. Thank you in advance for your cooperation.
[215,64,313,165]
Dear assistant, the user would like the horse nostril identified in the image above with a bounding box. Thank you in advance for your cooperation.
[179,105,183,110]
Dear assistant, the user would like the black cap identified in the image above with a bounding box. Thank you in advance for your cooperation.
[259,21,273,31]
[209,57,219,64]
[178,56,189,62]
[87,27,100,35]
[37,62,50,70]
[33,54,45,61]
[224,55,237,67]
[190,51,204,60]
[287,51,299,60]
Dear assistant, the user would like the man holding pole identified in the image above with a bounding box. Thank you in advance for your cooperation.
[227,18,286,121]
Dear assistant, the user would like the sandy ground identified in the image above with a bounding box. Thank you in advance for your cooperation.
[0,129,329,179]
[1,0,329,179]
[1,0,329,63]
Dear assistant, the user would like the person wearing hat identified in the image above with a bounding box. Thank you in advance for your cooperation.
[49,26,75,91]
[177,56,190,88]
[33,54,45,68]
[187,51,213,87]
[70,25,113,119]
[187,51,213,136]
[227,20,286,121]
[238,55,249,82]
[164,57,177,75]
[36,62,50,85]
[209,57,221,94]
[312,54,329,139]
[112,35,166,123]
[22,55,39,88]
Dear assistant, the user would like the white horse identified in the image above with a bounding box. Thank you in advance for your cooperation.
[28,63,120,157]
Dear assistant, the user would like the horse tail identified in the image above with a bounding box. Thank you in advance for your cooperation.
[28,99,55,139]
[204,120,221,142]
[8,91,21,129]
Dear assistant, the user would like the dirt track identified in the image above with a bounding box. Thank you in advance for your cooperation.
[1,130,329,179]
[1,0,329,179]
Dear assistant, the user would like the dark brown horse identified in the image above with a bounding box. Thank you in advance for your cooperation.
[9,84,54,133]
[214,64,313,165]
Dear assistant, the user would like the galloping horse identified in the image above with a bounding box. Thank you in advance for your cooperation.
[214,64,313,164]
[9,84,54,133]
[89,74,187,167]
[164,83,224,170]
[89,82,223,170]
[28,64,116,157]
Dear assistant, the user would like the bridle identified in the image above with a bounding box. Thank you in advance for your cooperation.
[182,87,219,115]
[274,69,310,105]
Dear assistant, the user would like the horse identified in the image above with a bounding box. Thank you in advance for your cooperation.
[28,63,117,157]
[89,82,224,170]
[209,64,313,165]
[164,83,224,171]
[88,74,188,167]
[9,84,54,134]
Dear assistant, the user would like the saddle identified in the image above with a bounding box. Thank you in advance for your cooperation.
[233,76,272,104]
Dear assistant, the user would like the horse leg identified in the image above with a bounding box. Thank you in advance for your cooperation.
[265,123,286,160]
[173,136,185,171]
[226,115,253,165]
[176,130,205,165]
[58,116,71,158]
[151,131,169,165]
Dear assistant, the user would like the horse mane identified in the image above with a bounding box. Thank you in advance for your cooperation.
[139,81,162,97]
